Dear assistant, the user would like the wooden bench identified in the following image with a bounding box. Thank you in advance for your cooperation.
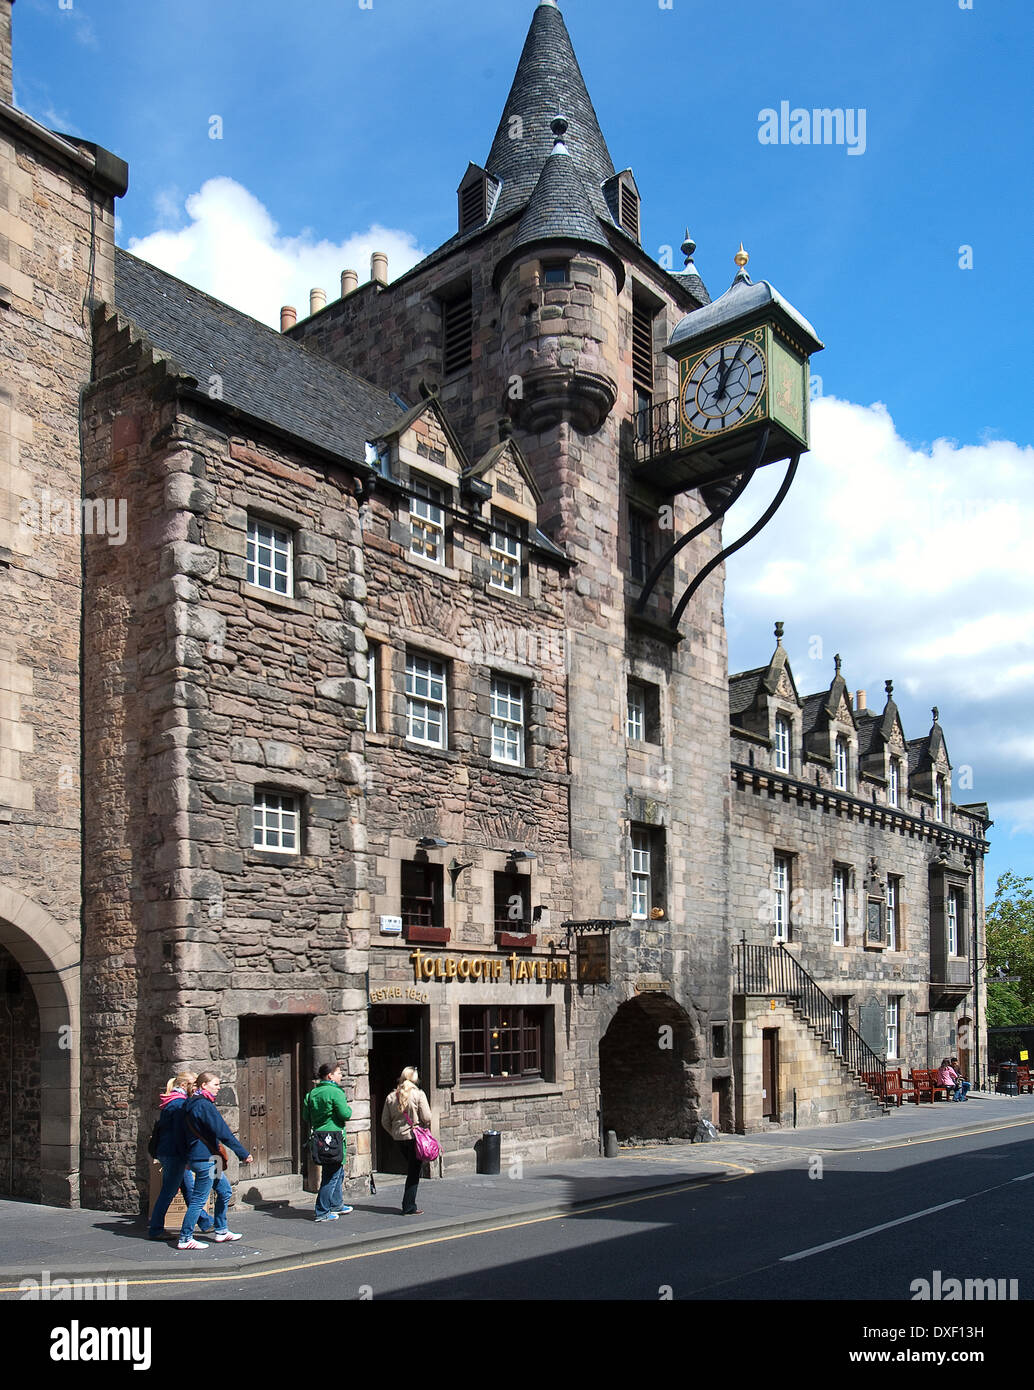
[910,1068,952,1102]
[1017,1066,1033,1095]
[861,1068,908,1106]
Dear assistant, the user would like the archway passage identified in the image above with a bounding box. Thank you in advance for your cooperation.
[599,993,700,1141]
[0,945,41,1199]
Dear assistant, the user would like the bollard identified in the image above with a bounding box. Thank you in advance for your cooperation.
[604,1129,619,1158]
[477,1130,501,1175]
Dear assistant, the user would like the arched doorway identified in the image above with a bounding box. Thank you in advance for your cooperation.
[599,993,701,1141]
[0,884,80,1206]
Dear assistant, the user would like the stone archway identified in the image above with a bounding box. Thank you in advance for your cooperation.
[0,884,80,1206]
[599,993,701,1141]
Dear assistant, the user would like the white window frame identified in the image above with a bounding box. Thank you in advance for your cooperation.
[888,758,899,808]
[247,517,293,597]
[774,715,791,774]
[831,999,845,1057]
[405,652,448,748]
[947,887,959,956]
[491,675,525,766]
[409,475,446,565]
[627,682,645,742]
[490,512,522,595]
[773,854,790,941]
[834,736,848,790]
[935,777,945,822]
[630,829,651,919]
[253,789,300,854]
[365,645,378,734]
[886,997,900,1059]
[832,866,846,945]
[887,876,899,951]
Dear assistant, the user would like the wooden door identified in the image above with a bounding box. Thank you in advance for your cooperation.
[762,1029,779,1119]
[238,1019,301,1179]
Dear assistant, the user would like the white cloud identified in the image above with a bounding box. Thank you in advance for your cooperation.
[724,395,1034,857]
[127,177,425,329]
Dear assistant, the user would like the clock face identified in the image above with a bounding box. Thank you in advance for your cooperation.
[682,338,767,435]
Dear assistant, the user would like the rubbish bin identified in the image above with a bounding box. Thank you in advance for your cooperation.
[477,1130,501,1175]
[997,1062,1018,1096]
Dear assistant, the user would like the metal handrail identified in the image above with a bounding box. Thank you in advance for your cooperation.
[632,396,680,465]
[735,942,888,1102]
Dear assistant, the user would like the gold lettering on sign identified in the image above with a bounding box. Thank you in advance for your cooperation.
[407,950,569,986]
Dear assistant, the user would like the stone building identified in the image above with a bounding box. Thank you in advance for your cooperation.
[0,0,990,1210]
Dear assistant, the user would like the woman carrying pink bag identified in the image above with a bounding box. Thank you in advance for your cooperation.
[381,1066,435,1215]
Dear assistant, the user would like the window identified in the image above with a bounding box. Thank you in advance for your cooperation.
[253,789,300,854]
[459,176,488,233]
[400,860,443,930]
[442,289,473,376]
[630,829,652,918]
[629,507,652,585]
[542,261,569,285]
[460,1006,545,1081]
[409,475,445,564]
[247,518,292,596]
[935,776,945,822]
[627,682,645,742]
[632,299,654,441]
[888,758,900,808]
[774,715,791,774]
[365,645,378,734]
[773,854,791,941]
[406,652,447,748]
[626,679,661,744]
[887,876,900,951]
[490,676,525,766]
[832,866,847,946]
[834,736,848,790]
[494,872,531,934]
[489,512,522,595]
[832,997,849,1057]
[947,887,960,956]
[620,183,641,240]
[886,997,901,1059]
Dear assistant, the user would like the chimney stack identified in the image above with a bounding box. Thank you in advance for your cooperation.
[1,0,14,108]
[370,251,388,285]
[309,287,327,316]
[341,268,359,297]
[280,305,297,333]
[856,690,867,711]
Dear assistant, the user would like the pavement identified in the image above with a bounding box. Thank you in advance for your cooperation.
[2,1090,1033,1289]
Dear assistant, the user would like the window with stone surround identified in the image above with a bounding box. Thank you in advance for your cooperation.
[409,474,446,565]
[886,996,901,1059]
[542,260,570,286]
[489,511,522,595]
[773,853,792,941]
[459,1005,547,1082]
[494,871,531,936]
[630,826,666,920]
[441,287,473,377]
[490,675,525,766]
[834,735,849,791]
[627,680,661,744]
[887,875,901,950]
[246,517,293,597]
[365,644,378,734]
[832,864,848,945]
[888,757,900,807]
[400,859,443,931]
[252,789,301,854]
[935,775,946,822]
[405,651,448,749]
[629,506,653,585]
[947,886,961,956]
[774,714,791,773]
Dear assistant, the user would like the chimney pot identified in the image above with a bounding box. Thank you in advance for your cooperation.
[370,252,388,285]
[280,305,297,333]
[341,269,359,296]
[309,288,327,316]
[856,689,867,711]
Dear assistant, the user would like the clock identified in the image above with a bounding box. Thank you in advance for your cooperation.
[681,336,766,436]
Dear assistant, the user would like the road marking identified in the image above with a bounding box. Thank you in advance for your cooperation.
[781,1199,965,1262]
[1011,1171,1034,1182]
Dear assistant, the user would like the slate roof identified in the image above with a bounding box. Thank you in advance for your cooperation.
[854,711,881,758]
[485,2,616,226]
[509,140,613,257]
[113,248,403,466]
[801,691,828,739]
[670,270,711,306]
[729,667,765,720]
[670,269,822,353]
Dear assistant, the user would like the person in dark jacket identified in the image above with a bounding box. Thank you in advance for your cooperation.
[177,1071,252,1251]
[147,1072,215,1240]
[302,1061,353,1221]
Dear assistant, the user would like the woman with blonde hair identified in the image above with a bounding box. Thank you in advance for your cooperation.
[381,1065,432,1215]
[147,1072,214,1241]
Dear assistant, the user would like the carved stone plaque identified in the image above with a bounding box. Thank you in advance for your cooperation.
[859,996,885,1058]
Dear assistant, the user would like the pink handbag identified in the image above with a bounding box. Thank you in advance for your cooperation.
[410,1109,440,1162]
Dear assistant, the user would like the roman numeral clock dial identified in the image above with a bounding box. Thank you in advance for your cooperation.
[682,337,766,436]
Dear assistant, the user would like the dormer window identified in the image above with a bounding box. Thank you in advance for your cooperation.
[888,758,900,808]
[490,512,522,595]
[774,715,791,774]
[834,736,848,791]
[620,184,640,240]
[935,776,945,822]
[410,474,446,565]
[457,167,497,234]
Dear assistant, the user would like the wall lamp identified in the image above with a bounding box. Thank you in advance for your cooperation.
[507,849,537,862]
[416,837,449,850]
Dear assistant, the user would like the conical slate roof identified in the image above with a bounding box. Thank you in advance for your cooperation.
[485,2,616,223]
[509,133,614,257]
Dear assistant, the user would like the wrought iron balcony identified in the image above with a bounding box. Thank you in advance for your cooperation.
[629,396,800,496]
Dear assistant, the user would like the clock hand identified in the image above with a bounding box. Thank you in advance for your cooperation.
[716,339,746,399]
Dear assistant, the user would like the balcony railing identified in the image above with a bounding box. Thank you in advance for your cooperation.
[632,396,680,466]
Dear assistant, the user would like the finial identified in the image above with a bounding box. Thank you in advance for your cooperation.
[682,229,697,266]
[834,653,842,676]
[885,679,894,697]
[550,113,569,154]
[774,621,784,645]
[734,242,749,268]
[732,241,752,286]
[932,706,940,723]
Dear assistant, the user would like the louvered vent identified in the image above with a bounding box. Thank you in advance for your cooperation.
[443,292,474,377]
[632,302,654,391]
[460,178,486,233]
[620,183,640,240]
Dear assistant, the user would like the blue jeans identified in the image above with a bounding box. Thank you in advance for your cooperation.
[149,1155,214,1237]
[315,1159,344,1217]
[180,1159,232,1241]
[954,1079,971,1101]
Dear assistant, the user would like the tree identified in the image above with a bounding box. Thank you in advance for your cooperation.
[985,871,1034,1026]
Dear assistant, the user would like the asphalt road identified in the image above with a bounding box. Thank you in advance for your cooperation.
[124,1121,1034,1303]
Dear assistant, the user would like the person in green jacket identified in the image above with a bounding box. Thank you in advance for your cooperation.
[303,1061,353,1221]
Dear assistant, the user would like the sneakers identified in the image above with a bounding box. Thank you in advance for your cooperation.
[177,1238,209,1251]
[402,1209,424,1216]
[314,1212,339,1222]
[333,1205,354,1214]
[211,1230,243,1242]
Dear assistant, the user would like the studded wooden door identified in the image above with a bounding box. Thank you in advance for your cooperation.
[238,1019,301,1179]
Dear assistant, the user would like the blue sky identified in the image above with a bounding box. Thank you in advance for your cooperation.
[11,0,1034,895]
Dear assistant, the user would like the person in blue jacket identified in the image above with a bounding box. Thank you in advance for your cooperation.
[177,1071,252,1251]
[147,1071,215,1241]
